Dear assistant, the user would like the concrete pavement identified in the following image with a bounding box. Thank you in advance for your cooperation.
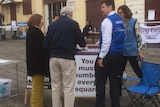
[0,39,159,107]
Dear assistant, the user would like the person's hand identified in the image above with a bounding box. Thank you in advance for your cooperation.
[95,41,99,46]
[98,58,103,67]
[138,51,144,60]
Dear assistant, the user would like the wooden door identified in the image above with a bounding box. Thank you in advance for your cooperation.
[86,0,104,31]
[10,3,16,21]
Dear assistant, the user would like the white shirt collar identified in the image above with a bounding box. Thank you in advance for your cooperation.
[107,11,116,17]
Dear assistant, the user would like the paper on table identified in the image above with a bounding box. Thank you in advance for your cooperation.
[5,26,11,31]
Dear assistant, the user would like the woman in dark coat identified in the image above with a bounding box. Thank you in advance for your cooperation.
[26,14,49,107]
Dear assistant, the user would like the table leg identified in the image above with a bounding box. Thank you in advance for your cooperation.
[24,88,28,104]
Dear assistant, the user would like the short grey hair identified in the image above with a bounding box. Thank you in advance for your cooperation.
[60,6,73,16]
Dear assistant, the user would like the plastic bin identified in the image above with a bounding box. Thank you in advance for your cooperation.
[0,78,12,99]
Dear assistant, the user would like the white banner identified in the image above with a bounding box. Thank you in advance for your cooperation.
[74,46,99,97]
[75,55,96,97]
[140,25,160,43]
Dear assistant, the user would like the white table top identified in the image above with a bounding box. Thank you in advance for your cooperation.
[0,59,19,66]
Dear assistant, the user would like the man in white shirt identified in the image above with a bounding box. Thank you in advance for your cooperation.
[95,0,125,107]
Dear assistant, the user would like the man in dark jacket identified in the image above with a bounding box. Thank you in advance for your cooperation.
[44,6,86,107]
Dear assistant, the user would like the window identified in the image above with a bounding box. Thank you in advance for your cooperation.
[145,0,160,25]
[48,1,66,24]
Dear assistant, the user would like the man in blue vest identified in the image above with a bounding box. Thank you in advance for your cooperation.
[95,0,125,107]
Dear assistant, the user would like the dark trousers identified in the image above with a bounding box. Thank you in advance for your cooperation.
[121,56,142,78]
[95,52,123,107]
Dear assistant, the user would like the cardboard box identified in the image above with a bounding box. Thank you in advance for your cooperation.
[0,78,12,99]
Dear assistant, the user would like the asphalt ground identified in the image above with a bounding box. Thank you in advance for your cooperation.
[0,39,159,107]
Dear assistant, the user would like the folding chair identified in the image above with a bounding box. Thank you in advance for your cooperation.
[124,61,160,107]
